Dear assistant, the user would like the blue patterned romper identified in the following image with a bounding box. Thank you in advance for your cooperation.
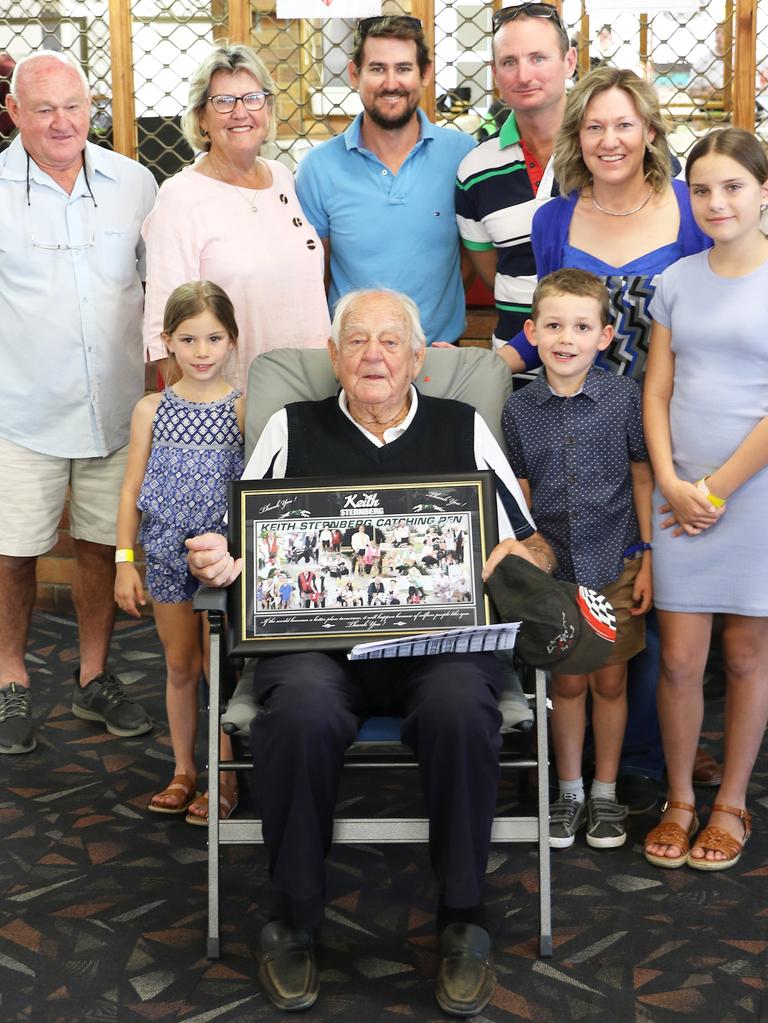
[138,388,244,603]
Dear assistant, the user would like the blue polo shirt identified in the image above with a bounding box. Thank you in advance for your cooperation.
[295,110,475,344]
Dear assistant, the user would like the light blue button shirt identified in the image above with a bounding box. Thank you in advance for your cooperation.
[0,136,157,458]
[296,110,475,345]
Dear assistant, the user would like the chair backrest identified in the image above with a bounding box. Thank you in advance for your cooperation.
[244,346,513,460]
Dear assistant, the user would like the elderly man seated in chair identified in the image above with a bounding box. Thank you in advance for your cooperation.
[188,288,554,1017]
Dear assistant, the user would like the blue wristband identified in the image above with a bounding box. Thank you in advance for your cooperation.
[623,542,652,558]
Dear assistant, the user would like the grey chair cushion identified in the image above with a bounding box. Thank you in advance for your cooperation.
[244,346,513,460]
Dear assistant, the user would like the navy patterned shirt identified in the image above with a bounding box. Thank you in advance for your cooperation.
[502,367,648,590]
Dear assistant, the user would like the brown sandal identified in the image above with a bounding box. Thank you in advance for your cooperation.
[185,787,239,827]
[148,773,199,814]
[687,803,752,871]
[644,801,698,868]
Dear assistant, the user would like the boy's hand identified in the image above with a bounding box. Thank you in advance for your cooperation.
[629,556,652,616]
[115,563,146,617]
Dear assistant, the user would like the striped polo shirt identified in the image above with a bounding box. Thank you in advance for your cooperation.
[455,113,559,351]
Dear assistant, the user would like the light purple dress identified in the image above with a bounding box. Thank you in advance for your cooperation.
[649,250,768,615]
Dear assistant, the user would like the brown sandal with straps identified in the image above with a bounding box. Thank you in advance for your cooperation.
[148,773,199,814]
[687,803,752,871]
[644,801,699,868]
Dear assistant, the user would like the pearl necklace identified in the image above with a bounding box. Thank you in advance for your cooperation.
[591,185,653,217]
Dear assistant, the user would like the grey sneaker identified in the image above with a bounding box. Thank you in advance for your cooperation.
[0,683,36,754]
[549,794,586,848]
[586,797,629,848]
[72,670,152,737]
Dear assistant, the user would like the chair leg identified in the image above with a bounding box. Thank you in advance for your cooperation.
[206,622,223,959]
[534,668,553,957]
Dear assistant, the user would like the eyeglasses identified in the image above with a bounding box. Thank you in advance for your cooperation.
[492,3,568,45]
[207,92,274,114]
[25,148,97,249]
[356,15,423,38]
[31,234,95,251]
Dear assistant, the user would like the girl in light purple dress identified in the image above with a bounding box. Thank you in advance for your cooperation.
[644,129,768,871]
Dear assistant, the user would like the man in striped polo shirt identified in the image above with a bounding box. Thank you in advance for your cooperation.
[456,3,575,372]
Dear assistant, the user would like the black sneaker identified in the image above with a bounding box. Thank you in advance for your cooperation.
[0,683,35,754]
[616,772,660,815]
[549,794,587,848]
[72,670,152,737]
[586,797,629,848]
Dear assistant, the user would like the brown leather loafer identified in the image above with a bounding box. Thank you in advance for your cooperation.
[693,746,723,788]
[435,923,496,1017]
[258,920,317,1011]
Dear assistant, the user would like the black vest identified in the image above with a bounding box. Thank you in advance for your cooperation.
[284,392,475,477]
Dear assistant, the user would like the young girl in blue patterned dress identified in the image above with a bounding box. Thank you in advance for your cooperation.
[115,281,244,823]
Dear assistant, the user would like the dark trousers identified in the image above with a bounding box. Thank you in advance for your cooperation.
[621,610,664,779]
[250,651,503,930]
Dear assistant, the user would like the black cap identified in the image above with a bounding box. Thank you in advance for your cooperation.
[485,555,617,675]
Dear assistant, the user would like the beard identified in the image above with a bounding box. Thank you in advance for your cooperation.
[364,91,420,130]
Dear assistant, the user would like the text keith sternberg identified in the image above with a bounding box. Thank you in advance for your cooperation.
[263,514,467,532]
[340,492,384,516]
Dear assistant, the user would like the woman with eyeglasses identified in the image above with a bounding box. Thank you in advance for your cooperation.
[142,45,330,394]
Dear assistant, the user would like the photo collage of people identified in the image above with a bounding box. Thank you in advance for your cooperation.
[255,514,474,613]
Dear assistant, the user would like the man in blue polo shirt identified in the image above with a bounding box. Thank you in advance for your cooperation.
[295,15,474,345]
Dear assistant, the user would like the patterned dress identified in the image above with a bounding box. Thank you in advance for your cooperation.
[138,388,244,603]
[562,240,683,382]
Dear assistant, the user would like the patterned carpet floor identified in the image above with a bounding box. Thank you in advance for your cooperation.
[1,611,767,1022]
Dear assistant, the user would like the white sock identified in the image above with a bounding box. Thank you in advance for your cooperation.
[559,777,584,802]
[591,779,617,801]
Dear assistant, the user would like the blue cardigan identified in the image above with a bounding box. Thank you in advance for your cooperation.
[509,178,712,369]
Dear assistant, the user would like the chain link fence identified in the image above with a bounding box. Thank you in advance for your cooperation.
[2,1,768,176]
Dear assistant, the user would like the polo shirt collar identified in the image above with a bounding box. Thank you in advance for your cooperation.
[499,111,521,149]
[344,108,435,152]
[533,365,603,404]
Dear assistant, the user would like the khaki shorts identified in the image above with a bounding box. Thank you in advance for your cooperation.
[599,557,647,666]
[0,437,128,556]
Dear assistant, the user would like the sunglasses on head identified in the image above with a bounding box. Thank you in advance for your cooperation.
[492,3,567,38]
[356,15,423,38]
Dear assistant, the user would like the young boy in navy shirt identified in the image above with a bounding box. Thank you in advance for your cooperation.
[503,269,653,849]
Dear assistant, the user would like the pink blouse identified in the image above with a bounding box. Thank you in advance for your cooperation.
[142,160,330,393]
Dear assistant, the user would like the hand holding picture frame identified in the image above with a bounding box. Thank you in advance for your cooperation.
[229,471,499,655]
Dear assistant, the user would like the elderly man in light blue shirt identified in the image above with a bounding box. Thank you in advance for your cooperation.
[0,51,157,755]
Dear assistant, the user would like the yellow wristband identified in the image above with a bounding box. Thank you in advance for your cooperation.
[115,549,135,564]
[696,477,727,508]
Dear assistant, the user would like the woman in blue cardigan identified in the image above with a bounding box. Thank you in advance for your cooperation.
[507,68,712,811]
[511,66,710,380]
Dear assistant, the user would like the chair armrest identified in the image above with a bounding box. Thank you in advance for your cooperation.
[193,585,229,614]
[221,671,261,735]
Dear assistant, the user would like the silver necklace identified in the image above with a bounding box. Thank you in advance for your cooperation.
[591,185,653,217]
[207,155,261,212]
[233,185,258,212]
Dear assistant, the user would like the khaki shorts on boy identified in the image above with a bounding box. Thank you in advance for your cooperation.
[599,557,646,665]
[0,437,128,556]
